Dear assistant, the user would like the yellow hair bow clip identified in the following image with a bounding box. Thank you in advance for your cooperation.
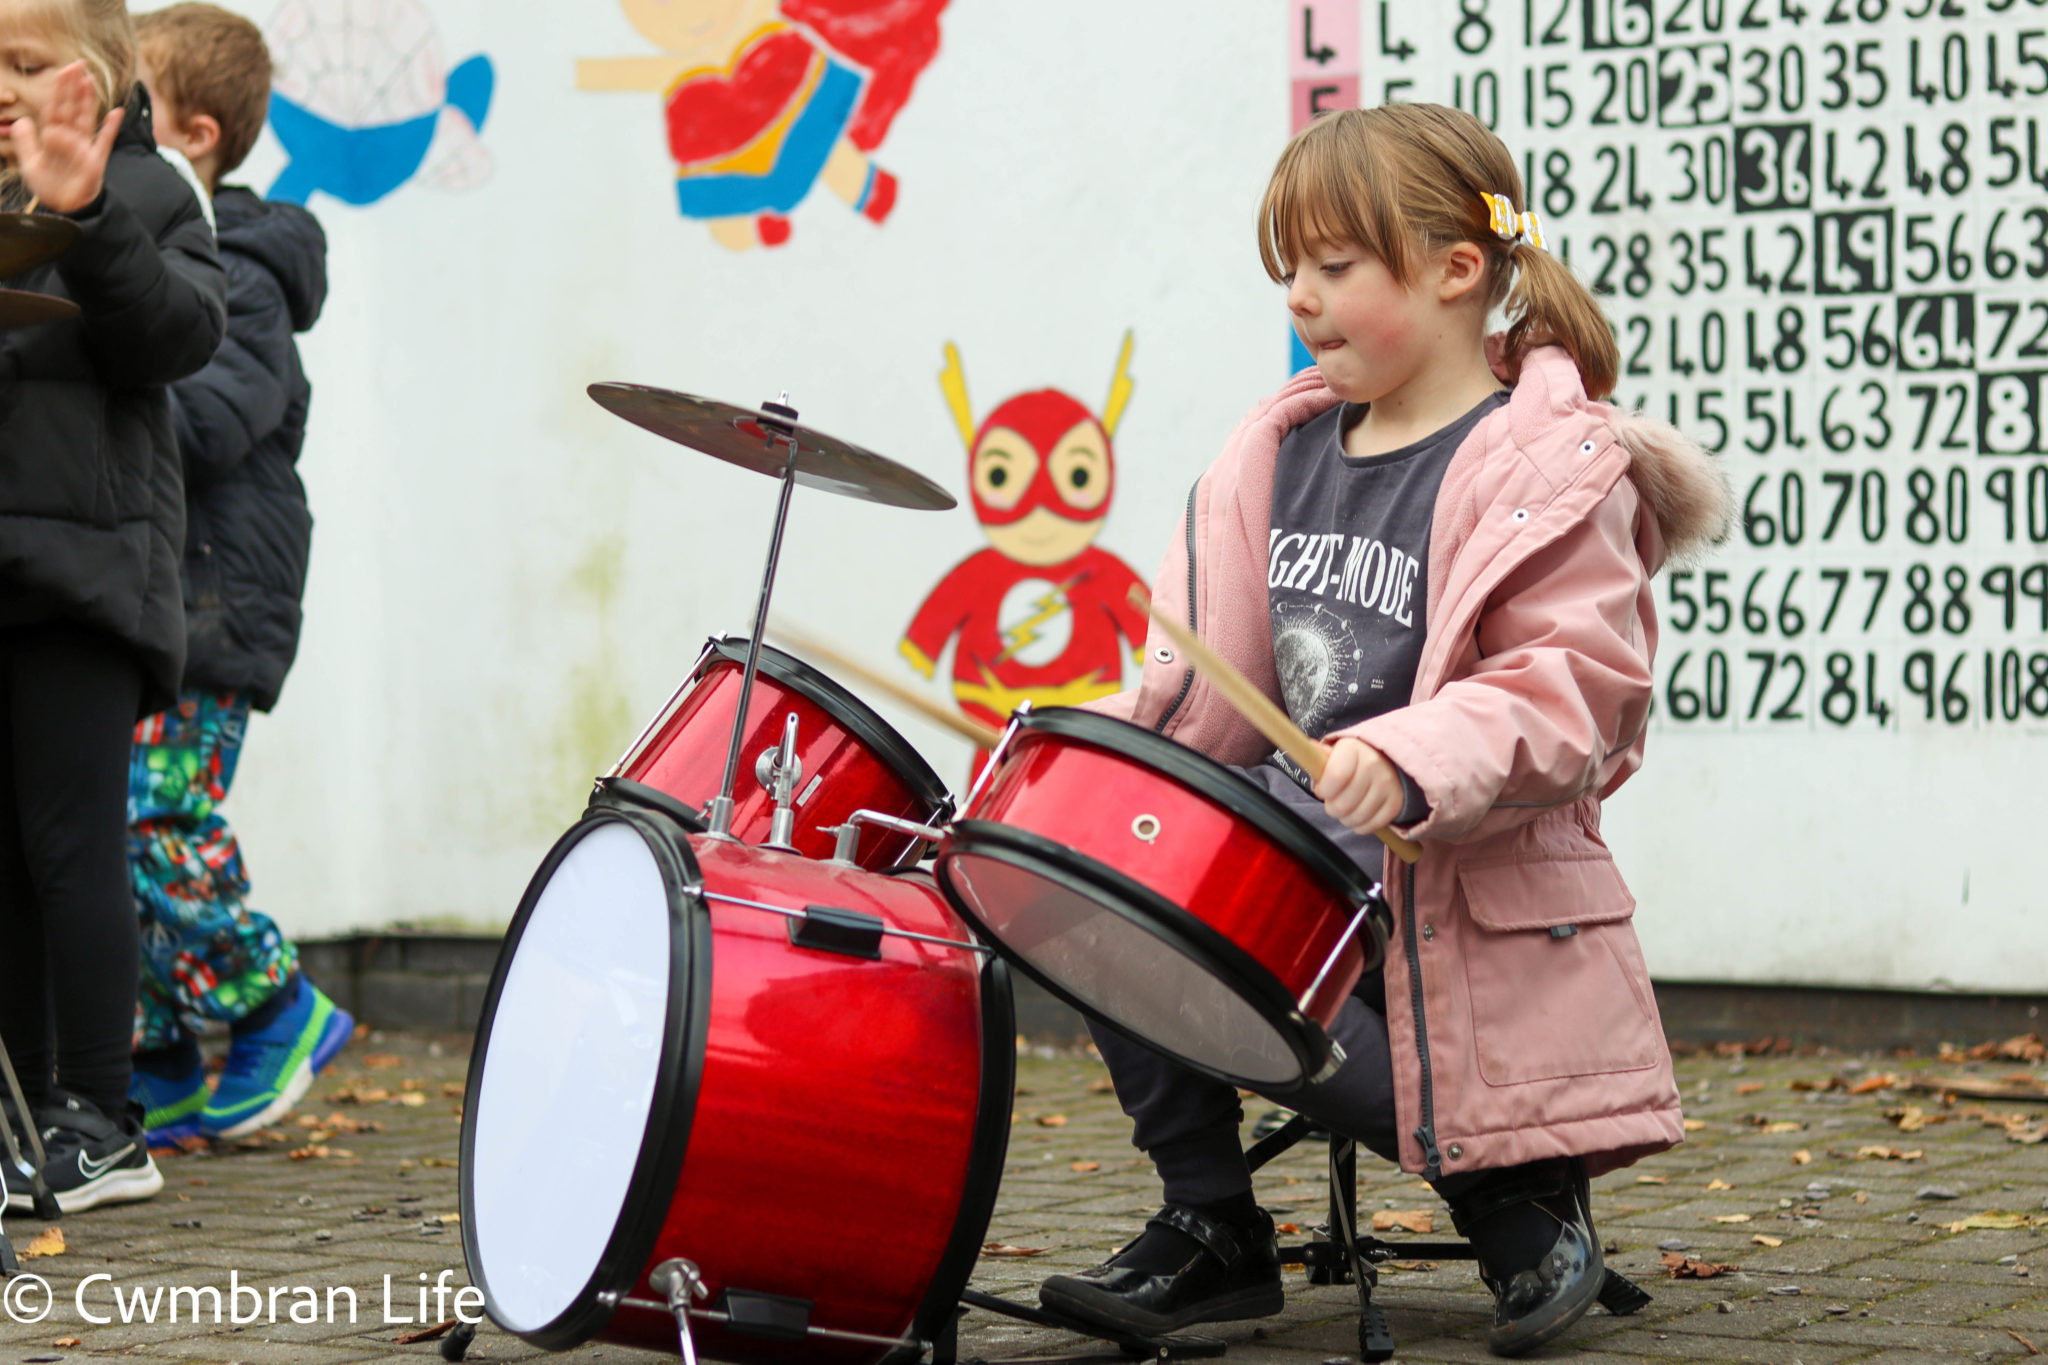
[1481,192,1546,252]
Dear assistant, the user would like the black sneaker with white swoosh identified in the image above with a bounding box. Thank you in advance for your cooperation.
[3,1093,162,1214]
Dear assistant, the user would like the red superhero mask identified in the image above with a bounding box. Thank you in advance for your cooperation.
[968,389,1116,527]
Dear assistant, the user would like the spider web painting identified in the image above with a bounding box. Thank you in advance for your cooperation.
[265,0,494,205]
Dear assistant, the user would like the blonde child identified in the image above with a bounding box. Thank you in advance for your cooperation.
[1041,105,1729,1356]
[0,0,225,1212]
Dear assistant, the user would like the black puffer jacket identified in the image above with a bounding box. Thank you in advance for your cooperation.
[0,87,228,713]
[176,187,326,711]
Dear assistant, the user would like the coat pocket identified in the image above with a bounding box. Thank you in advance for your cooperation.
[1458,856,1660,1086]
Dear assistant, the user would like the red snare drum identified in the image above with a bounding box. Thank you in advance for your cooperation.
[934,708,1387,1093]
[460,802,1011,1365]
[608,638,952,870]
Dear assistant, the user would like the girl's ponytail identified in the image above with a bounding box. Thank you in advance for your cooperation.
[1504,243,1620,401]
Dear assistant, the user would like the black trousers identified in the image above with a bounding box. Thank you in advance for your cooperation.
[0,620,143,1117]
[1093,762,1486,1207]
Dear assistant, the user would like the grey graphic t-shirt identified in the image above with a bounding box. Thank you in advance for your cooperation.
[1266,393,1505,746]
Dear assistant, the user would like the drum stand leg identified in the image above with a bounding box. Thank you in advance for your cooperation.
[438,1320,476,1361]
[954,1287,1226,1363]
[705,409,803,841]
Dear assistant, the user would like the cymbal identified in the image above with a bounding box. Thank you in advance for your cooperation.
[588,383,956,512]
[0,212,79,278]
[0,289,79,329]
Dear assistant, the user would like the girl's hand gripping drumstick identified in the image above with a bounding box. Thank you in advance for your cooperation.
[1127,586,1423,866]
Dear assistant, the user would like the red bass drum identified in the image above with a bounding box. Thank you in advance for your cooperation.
[460,796,1012,1364]
[607,637,953,871]
[934,707,1386,1093]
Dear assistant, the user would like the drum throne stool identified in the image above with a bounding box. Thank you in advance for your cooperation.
[950,1113,1652,1365]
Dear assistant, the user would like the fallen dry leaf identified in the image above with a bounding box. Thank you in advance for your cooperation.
[982,1242,1051,1257]
[1792,1150,1812,1165]
[1736,1082,1765,1095]
[1635,1175,1668,1185]
[1850,1074,1899,1094]
[1705,1213,1753,1224]
[1371,1210,1435,1234]
[362,1053,404,1069]
[1996,1034,2046,1062]
[1854,1191,1870,1204]
[1069,1161,1100,1173]
[420,1156,458,1169]
[396,1092,428,1108]
[1911,1075,2048,1102]
[400,1078,426,1092]
[1086,1078,1115,1094]
[1276,1222,1301,1235]
[22,1226,63,1258]
[1892,1105,1931,1133]
[1682,1118,1708,1131]
[1384,1260,1439,1272]
[2011,1122,2048,1145]
[1705,1179,1735,1191]
[1660,1251,1739,1279]
[1752,1234,1785,1247]
[1853,1145,1925,1161]
[288,1145,356,1161]
[393,1318,458,1345]
[442,1082,465,1098]
[53,1338,80,1349]
[1943,1211,2048,1233]
[1756,1121,1805,1135]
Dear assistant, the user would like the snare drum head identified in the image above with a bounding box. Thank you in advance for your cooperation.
[460,809,705,1347]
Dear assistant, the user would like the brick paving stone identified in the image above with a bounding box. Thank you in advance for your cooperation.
[2,1034,2042,1362]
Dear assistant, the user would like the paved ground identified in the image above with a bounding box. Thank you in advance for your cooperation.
[1,1031,2043,1364]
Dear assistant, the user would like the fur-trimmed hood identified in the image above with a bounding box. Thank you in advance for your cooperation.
[1608,409,1732,566]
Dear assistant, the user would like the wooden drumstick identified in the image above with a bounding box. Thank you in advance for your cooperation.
[1127,586,1423,866]
[765,618,1005,749]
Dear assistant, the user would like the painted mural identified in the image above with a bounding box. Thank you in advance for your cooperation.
[577,0,948,249]
[265,0,495,206]
[901,335,1150,772]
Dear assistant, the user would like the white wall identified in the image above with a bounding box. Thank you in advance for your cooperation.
[177,0,2043,993]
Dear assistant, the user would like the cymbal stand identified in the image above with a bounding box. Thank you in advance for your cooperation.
[704,396,802,841]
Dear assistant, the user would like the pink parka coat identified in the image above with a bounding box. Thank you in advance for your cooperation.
[1091,347,1731,1180]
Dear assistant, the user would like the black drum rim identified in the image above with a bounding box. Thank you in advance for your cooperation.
[459,807,712,1349]
[708,636,954,824]
[935,821,1332,1093]
[1005,708,1382,905]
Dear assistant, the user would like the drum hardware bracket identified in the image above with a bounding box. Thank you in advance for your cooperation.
[694,887,991,956]
[758,712,804,850]
[788,904,885,960]
[648,1258,709,1365]
[824,809,950,867]
[1295,888,1390,1019]
[959,701,1030,818]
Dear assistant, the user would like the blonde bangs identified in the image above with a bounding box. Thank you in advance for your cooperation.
[1258,116,1411,283]
[8,0,136,117]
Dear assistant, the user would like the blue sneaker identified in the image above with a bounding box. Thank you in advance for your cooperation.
[129,1062,208,1146]
[202,983,355,1139]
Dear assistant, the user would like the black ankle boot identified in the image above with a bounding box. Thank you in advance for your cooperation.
[1038,1204,1284,1337]
[1444,1158,1603,1357]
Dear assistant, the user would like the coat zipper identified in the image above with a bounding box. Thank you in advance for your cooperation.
[1153,477,1200,733]
[1403,858,1443,1180]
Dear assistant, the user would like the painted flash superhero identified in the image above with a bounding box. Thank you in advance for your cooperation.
[901,335,1150,771]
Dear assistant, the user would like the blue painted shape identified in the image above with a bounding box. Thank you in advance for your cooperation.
[266,91,437,206]
[446,55,494,131]
[673,58,863,219]
[1290,329,1313,375]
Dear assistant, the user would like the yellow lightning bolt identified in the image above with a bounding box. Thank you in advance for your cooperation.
[995,580,1078,664]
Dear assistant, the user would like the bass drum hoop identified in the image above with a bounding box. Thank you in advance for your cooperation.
[1003,708,1382,905]
[937,820,1333,1093]
[707,637,955,822]
[458,806,712,1351]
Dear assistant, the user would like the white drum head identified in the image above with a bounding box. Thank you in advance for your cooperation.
[466,819,681,1335]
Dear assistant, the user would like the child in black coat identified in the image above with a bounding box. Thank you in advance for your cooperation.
[0,0,227,1213]
[125,2,350,1148]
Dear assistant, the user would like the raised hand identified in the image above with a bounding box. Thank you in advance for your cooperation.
[12,61,123,213]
